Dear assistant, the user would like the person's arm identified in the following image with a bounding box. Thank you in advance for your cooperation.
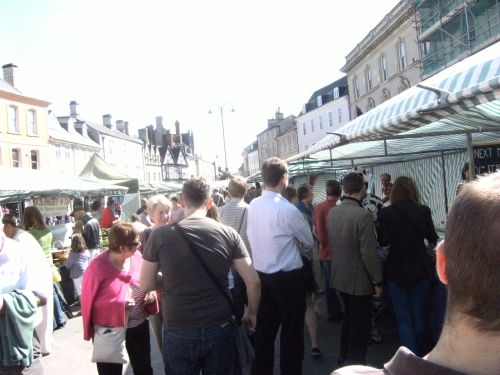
[80,266,99,340]
[423,206,439,247]
[232,257,261,331]
[289,208,314,249]
[358,213,383,289]
[140,260,161,292]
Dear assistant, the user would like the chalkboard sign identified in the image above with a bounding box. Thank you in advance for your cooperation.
[473,142,500,175]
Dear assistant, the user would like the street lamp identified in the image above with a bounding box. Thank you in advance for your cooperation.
[208,103,235,174]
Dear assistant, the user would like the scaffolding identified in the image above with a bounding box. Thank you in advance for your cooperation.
[416,0,500,78]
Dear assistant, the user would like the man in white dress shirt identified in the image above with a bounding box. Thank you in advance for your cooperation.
[247,157,314,375]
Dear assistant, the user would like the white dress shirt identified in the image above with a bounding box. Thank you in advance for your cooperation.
[247,190,314,274]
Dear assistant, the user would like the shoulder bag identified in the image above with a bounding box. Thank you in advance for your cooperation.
[91,325,127,364]
[173,223,255,368]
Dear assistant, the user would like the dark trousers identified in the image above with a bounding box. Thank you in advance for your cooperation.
[97,320,153,375]
[321,261,343,319]
[338,292,372,365]
[252,269,306,375]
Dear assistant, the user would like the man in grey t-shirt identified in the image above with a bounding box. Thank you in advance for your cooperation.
[141,178,261,375]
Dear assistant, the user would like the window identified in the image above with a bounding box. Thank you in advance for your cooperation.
[353,77,359,100]
[27,110,37,135]
[328,112,333,127]
[379,55,388,82]
[8,106,19,133]
[382,89,391,102]
[333,87,339,99]
[367,97,376,110]
[319,116,323,130]
[398,42,406,71]
[55,144,61,159]
[337,109,342,124]
[365,66,372,91]
[12,148,21,168]
[310,119,314,132]
[317,96,323,107]
[64,145,70,159]
[303,123,306,135]
[30,150,39,169]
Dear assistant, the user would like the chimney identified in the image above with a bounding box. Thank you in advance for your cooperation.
[155,116,164,129]
[116,120,125,132]
[138,128,148,143]
[70,101,79,119]
[2,63,17,87]
[103,114,112,128]
[174,120,182,144]
[275,107,283,121]
[124,121,129,136]
[164,130,172,148]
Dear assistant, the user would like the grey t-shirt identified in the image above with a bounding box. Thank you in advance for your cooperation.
[143,216,249,329]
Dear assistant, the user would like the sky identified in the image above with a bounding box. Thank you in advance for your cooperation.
[1,0,400,172]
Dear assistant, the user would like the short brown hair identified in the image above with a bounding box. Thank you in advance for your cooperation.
[342,172,364,195]
[326,180,341,197]
[297,184,312,201]
[108,221,138,252]
[23,206,47,230]
[444,172,500,332]
[261,157,288,188]
[281,186,297,203]
[182,178,211,209]
[390,176,420,204]
[228,176,248,199]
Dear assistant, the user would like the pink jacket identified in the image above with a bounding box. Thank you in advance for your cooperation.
[81,249,143,341]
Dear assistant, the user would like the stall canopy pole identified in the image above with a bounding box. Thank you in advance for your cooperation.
[440,151,449,214]
[329,148,333,167]
[466,133,476,180]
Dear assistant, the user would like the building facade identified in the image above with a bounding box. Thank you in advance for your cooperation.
[341,0,420,119]
[277,126,299,159]
[65,101,145,180]
[256,110,296,166]
[248,148,260,176]
[241,141,259,177]
[138,124,163,183]
[297,77,350,153]
[416,0,500,79]
[0,64,51,171]
[49,112,101,176]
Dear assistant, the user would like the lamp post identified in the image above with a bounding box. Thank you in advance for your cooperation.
[209,103,234,174]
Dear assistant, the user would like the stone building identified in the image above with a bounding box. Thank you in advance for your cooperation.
[256,109,296,166]
[341,0,420,119]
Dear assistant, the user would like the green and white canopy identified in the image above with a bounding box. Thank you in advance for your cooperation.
[285,42,500,175]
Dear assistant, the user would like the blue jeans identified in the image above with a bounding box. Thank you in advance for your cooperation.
[388,279,432,356]
[321,260,343,319]
[163,322,236,375]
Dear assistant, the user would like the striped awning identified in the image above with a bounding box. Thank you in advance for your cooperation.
[287,42,500,165]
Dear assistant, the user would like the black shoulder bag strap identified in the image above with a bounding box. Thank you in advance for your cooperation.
[236,207,247,234]
[172,223,241,325]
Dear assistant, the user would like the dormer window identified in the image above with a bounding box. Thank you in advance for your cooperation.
[317,96,323,107]
[333,87,339,99]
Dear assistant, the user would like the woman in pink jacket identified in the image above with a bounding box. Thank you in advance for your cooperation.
[81,221,156,375]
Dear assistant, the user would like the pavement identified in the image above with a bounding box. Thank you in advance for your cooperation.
[43,296,400,375]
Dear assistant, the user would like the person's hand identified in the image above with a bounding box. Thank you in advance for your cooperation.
[241,311,257,333]
[143,291,156,304]
[373,285,383,299]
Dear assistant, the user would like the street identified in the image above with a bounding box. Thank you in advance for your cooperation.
[43,296,400,375]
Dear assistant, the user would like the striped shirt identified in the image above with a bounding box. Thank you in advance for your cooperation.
[127,284,148,328]
[219,198,251,258]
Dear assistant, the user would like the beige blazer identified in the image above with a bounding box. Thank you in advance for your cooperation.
[327,198,382,296]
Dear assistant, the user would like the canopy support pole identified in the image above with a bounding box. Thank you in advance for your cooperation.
[351,159,355,168]
[466,133,476,180]
[440,151,449,214]
[383,140,388,156]
[329,148,333,167]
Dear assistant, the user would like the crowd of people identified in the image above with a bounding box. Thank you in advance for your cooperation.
[1,156,499,375]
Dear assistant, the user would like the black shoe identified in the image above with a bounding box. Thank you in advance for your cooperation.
[311,348,322,358]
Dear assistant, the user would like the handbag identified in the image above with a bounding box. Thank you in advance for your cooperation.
[91,326,127,364]
[144,292,160,315]
[173,223,255,368]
